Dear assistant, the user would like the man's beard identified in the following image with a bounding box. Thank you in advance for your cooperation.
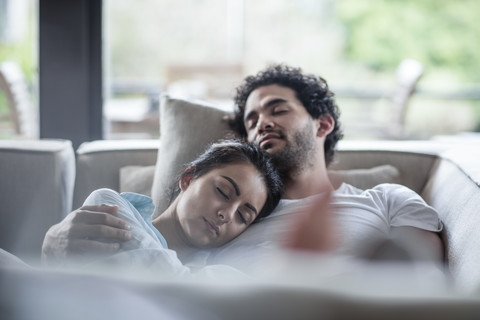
[269,121,316,179]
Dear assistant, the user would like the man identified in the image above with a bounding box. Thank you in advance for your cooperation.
[197,64,443,269]
[42,64,444,267]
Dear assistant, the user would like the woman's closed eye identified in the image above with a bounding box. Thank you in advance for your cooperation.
[216,187,230,200]
[237,210,248,225]
[216,188,249,224]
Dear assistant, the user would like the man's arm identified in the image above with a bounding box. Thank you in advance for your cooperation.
[391,226,444,262]
[373,184,445,262]
[41,204,132,267]
[283,193,445,263]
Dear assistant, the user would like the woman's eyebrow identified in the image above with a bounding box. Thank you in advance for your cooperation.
[221,176,240,196]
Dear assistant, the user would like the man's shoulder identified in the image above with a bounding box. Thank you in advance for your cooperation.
[268,195,323,218]
[335,182,415,195]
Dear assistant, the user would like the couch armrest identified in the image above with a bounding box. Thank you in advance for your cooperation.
[421,145,480,291]
[0,139,75,263]
[73,139,159,209]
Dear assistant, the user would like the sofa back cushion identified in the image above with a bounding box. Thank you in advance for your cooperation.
[330,149,437,194]
[74,140,159,209]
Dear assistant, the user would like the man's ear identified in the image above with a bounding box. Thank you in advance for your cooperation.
[316,114,335,137]
[179,165,196,191]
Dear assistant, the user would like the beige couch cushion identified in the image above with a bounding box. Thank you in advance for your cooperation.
[328,165,399,189]
[330,141,441,194]
[74,140,159,209]
[151,95,232,214]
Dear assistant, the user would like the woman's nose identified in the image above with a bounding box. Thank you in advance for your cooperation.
[217,207,235,223]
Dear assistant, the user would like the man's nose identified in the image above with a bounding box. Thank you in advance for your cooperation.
[256,114,274,133]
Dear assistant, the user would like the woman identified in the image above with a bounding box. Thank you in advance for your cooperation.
[77,140,283,272]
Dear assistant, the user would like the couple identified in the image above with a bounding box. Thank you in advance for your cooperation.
[42,64,444,272]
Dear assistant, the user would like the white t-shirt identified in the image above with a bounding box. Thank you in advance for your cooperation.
[186,183,443,271]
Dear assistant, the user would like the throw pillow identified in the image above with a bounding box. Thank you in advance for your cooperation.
[151,94,233,215]
[328,164,400,190]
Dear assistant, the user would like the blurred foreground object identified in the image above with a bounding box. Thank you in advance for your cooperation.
[389,59,424,138]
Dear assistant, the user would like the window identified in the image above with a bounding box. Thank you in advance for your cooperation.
[0,0,37,139]
[104,0,480,140]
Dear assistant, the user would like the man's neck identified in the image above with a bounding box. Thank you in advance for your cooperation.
[282,163,334,199]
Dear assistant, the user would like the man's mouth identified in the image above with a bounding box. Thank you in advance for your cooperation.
[259,133,281,149]
[203,217,219,237]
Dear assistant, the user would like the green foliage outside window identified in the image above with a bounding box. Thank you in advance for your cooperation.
[337,0,480,82]
[0,2,36,121]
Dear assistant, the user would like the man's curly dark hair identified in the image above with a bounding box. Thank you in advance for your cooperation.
[230,64,343,166]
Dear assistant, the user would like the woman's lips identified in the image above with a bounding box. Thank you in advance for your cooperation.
[203,217,219,237]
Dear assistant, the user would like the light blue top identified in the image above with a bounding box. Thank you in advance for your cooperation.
[83,188,168,252]
[120,192,168,249]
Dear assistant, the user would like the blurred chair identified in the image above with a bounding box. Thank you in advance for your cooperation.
[343,59,424,140]
[387,59,424,138]
[104,82,161,139]
[0,61,38,138]
[166,63,243,102]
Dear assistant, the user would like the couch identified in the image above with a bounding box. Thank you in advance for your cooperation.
[0,139,75,264]
[1,95,480,319]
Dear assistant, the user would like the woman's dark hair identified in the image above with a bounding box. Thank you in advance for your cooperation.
[178,140,283,222]
[230,64,343,166]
